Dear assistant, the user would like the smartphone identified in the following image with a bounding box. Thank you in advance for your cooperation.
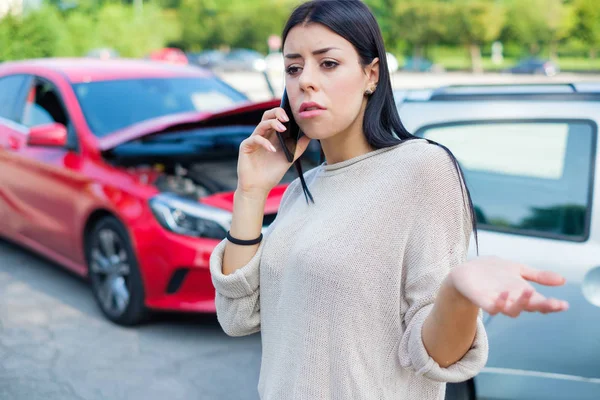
[276,88,302,163]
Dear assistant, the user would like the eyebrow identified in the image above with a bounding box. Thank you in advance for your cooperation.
[284,47,341,59]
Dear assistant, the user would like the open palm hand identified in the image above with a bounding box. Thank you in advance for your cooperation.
[450,256,569,317]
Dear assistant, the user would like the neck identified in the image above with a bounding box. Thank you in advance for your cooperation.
[321,103,374,165]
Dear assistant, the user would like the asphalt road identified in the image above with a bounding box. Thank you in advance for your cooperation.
[0,238,262,400]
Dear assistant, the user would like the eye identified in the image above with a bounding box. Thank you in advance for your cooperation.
[321,60,339,69]
[285,66,302,75]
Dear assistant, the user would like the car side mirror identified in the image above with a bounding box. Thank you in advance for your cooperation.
[27,123,68,147]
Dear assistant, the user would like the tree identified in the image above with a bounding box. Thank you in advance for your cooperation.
[393,0,450,60]
[94,3,179,57]
[364,0,406,56]
[178,0,295,53]
[574,0,600,58]
[503,0,575,60]
[0,6,68,61]
[545,1,576,60]
[448,0,506,73]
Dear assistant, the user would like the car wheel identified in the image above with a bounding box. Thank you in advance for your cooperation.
[86,216,148,326]
[445,381,475,400]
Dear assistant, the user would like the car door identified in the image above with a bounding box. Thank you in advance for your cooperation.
[2,75,88,263]
[0,74,31,237]
[409,113,600,400]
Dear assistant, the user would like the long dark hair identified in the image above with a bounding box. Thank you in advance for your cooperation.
[282,0,478,252]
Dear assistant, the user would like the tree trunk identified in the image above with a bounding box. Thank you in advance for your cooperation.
[529,42,540,56]
[469,43,483,74]
[411,45,424,72]
[590,48,597,59]
[549,41,558,62]
[413,45,423,60]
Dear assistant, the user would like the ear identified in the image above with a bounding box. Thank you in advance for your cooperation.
[365,57,380,89]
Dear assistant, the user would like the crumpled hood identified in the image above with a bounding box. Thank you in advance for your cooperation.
[97,99,281,151]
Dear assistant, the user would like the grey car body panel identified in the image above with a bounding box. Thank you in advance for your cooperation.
[397,95,600,400]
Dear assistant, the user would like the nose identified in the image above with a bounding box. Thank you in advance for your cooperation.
[298,61,319,93]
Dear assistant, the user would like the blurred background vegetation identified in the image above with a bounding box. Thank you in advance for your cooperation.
[0,0,599,72]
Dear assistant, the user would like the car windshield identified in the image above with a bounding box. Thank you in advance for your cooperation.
[72,77,249,137]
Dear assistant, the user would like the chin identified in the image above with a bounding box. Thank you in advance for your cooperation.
[302,131,334,141]
[300,125,337,141]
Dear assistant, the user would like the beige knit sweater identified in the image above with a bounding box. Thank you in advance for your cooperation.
[209,139,488,400]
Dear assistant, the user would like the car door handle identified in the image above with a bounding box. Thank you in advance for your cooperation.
[582,266,600,307]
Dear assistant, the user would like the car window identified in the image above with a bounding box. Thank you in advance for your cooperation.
[417,121,595,241]
[0,75,28,122]
[22,81,69,128]
[72,77,249,137]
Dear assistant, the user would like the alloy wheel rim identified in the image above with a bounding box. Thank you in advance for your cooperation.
[90,228,131,317]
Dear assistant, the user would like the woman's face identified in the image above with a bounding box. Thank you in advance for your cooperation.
[283,23,378,141]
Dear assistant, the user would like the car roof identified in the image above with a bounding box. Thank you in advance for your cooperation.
[0,58,214,84]
[394,83,600,103]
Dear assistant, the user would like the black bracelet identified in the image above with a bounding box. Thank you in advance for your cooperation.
[226,231,263,246]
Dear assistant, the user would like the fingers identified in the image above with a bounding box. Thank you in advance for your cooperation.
[520,266,566,287]
[486,290,569,317]
[487,291,510,316]
[241,135,277,154]
[261,107,290,123]
[253,118,287,137]
[526,292,569,314]
[504,288,534,317]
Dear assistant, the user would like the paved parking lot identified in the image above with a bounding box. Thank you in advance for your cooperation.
[0,239,262,400]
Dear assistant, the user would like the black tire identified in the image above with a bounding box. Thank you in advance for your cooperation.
[86,216,148,326]
[445,381,475,400]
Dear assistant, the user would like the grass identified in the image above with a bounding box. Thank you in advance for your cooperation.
[433,56,516,71]
[430,56,600,73]
[418,46,600,72]
[557,58,600,72]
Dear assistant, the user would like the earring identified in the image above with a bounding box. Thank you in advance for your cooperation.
[365,84,377,96]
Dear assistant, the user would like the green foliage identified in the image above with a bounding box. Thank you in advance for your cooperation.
[447,0,506,45]
[178,0,297,53]
[395,1,451,47]
[502,0,575,56]
[0,0,598,70]
[573,0,600,56]
[95,3,176,57]
[0,2,180,61]
[0,6,68,60]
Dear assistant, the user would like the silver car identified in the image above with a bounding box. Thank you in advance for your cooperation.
[395,83,600,400]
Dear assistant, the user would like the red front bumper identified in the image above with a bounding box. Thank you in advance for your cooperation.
[130,217,221,313]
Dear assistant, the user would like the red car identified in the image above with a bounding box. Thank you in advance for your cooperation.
[147,48,189,65]
[0,58,320,325]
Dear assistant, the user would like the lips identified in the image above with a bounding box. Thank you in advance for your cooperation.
[299,102,326,113]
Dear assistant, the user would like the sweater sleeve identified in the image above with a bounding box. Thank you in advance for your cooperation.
[398,145,489,383]
[209,178,300,337]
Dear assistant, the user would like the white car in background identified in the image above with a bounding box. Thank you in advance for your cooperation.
[396,83,600,400]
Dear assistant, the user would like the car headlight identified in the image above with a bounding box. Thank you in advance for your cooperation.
[149,193,231,240]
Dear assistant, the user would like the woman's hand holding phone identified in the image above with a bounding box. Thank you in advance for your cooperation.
[237,107,311,199]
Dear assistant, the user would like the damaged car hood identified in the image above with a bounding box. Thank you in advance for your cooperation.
[96,99,281,152]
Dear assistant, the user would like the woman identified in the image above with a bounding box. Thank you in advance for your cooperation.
[209,1,569,399]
